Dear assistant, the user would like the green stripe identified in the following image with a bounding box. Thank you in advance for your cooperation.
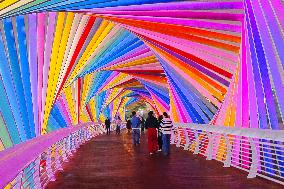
[0,112,13,149]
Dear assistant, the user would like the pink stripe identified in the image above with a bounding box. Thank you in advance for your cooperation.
[235,69,242,127]
[170,82,191,122]
[244,21,258,129]
[37,13,45,134]
[41,12,57,130]
[241,22,249,129]
[270,0,284,32]
[58,97,72,126]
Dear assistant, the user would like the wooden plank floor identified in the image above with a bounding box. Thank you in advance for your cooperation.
[46,131,283,189]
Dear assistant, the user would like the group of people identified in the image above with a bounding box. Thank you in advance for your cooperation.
[127,111,173,156]
[104,110,173,156]
[104,116,122,135]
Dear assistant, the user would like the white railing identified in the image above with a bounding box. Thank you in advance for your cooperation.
[171,123,284,185]
[1,122,106,189]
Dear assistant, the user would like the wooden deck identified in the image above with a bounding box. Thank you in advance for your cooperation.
[46,131,283,189]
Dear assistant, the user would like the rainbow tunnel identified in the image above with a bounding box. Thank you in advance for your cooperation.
[0,0,284,188]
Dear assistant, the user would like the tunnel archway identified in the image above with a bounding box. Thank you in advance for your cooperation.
[0,1,247,142]
[0,0,284,187]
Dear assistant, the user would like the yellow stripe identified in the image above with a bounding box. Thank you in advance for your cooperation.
[106,56,157,70]
[99,114,105,122]
[4,183,12,189]
[54,12,75,97]
[0,0,18,10]
[104,75,133,90]
[42,12,66,133]
[0,140,4,152]
[80,106,89,123]
[112,98,121,118]
[118,98,128,119]
[169,89,179,122]
[0,0,34,16]
[81,73,94,106]
[89,98,96,121]
[64,86,77,124]
[103,88,123,109]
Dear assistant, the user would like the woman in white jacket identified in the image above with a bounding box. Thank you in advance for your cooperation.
[115,116,122,135]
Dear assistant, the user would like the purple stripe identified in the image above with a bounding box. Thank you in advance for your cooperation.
[79,2,243,11]
[41,12,57,133]
[252,0,284,125]
[28,14,38,136]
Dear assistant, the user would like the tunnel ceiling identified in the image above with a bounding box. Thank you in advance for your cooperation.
[0,0,284,149]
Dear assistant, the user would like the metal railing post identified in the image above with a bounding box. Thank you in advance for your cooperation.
[62,137,68,162]
[176,128,181,147]
[46,147,55,181]
[248,137,258,178]
[184,128,190,150]
[194,130,200,155]
[14,171,23,189]
[170,128,175,144]
[33,157,41,189]
[55,142,63,171]
[206,132,214,160]
[223,134,232,168]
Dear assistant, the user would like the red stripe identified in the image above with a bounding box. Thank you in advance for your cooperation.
[86,104,94,122]
[78,78,81,124]
[55,17,96,101]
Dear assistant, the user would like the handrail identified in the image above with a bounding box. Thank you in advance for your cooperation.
[175,123,284,142]
[172,123,284,185]
[0,122,105,188]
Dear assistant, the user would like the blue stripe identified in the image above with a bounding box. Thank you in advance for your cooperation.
[15,16,36,137]
[3,18,32,139]
[0,77,21,144]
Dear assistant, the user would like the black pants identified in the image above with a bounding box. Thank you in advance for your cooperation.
[158,134,163,150]
[106,126,110,135]
[116,126,120,134]
[141,125,144,132]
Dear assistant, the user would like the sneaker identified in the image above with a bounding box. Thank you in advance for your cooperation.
[149,152,154,155]
[158,149,162,152]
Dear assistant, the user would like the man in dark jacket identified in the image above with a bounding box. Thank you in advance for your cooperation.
[145,111,159,155]
[105,118,111,135]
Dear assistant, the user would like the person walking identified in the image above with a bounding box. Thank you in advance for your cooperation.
[131,111,141,145]
[160,112,173,156]
[157,115,163,152]
[145,111,158,155]
[126,118,131,133]
[141,117,145,133]
[105,117,111,135]
[115,116,122,135]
